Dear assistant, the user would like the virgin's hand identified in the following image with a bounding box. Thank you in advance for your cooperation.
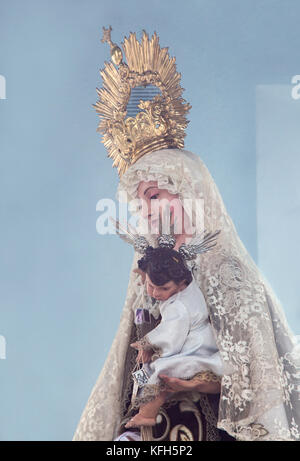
[158,375,196,392]
[196,380,221,394]
[159,374,221,394]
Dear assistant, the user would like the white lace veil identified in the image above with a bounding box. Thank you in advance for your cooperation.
[73,148,300,441]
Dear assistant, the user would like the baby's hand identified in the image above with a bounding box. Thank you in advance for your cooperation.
[130,343,153,363]
[136,349,153,363]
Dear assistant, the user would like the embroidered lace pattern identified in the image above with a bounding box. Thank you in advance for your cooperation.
[197,394,222,441]
[73,148,300,441]
[192,371,222,383]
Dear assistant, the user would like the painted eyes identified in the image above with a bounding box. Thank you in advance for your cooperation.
[136,193,159,212]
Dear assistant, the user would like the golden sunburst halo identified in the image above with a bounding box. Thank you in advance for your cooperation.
[94,27,191,177]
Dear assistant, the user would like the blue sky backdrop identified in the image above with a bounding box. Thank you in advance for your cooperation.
[0,0,299,440]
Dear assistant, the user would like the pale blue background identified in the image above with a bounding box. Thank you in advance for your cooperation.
[0,0,299,441]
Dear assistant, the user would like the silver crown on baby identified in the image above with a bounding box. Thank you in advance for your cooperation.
[110,218,221,261]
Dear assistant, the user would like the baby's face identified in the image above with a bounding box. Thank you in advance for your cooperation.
[145,273,186,301]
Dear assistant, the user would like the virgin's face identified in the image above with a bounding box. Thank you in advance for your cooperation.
[137,180,183,232]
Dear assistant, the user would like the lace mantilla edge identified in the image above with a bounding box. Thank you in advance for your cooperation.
[218,420,270,441]
[73,149,300,441]
[201,248,300,441]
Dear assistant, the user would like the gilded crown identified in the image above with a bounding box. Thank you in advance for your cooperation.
[94,26,192,177]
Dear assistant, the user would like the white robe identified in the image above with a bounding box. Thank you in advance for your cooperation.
[141,277,224,386]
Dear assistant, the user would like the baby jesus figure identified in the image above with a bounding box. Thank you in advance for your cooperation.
[125,246,224,429]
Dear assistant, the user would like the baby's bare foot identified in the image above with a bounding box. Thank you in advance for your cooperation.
[125,413,156,428]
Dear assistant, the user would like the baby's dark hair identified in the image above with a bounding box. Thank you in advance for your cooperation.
[137,246,192,286]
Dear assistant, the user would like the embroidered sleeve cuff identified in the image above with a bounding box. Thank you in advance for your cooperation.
[192,371,222,383]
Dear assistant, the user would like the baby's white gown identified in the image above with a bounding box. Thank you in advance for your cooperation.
[141,276,224,387]
[116,276,290,441]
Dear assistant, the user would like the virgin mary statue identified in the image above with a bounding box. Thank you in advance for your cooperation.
[72,28,300,441]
